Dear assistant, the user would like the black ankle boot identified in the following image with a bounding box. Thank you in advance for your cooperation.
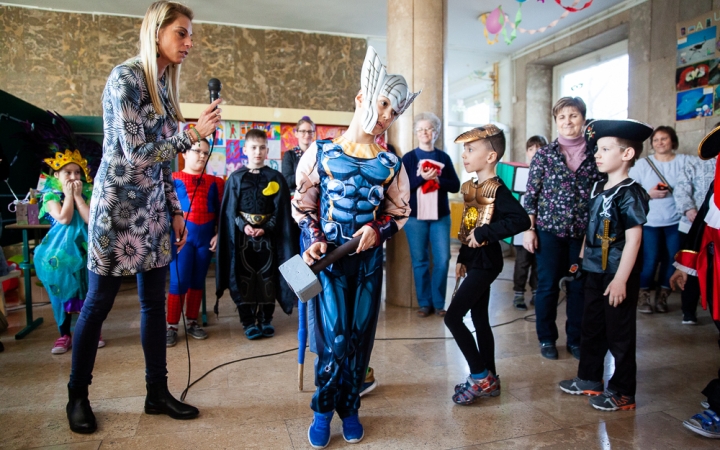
[66,384,97,434]
[144,379,199,420]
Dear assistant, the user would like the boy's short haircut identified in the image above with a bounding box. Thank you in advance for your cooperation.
[526,135,548,149]
[614,137,643,164]
[454,125,506,161]
[245,128,268,143]
[486,132,506,160]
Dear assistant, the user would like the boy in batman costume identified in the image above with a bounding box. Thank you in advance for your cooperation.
[216,129,298,340]
[292,46,416,447]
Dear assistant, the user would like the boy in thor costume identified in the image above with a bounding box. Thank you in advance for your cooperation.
[291,46,417,448]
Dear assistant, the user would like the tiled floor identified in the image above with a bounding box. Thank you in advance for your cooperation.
[1,254,719,449]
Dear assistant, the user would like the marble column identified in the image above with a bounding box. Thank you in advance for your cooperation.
[385,0,447,308]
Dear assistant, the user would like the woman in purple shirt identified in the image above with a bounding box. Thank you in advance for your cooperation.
[523,97,604,360]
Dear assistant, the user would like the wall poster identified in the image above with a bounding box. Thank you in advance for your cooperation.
[179,120,348,178]
[676,11,720,121]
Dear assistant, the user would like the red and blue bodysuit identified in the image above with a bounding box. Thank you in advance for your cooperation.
[167,171,224,327]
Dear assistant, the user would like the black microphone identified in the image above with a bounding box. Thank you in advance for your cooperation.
[208,78,222,104]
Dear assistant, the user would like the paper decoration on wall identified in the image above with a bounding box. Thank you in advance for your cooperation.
[180,120,347,176]
[554,0,593,13]
[281,124,298,152]
[676,87,713,121]
[676,60,712,91]
[226,139,245,173]
[675,11,720,120]
[212,121,225,147]
[485,0,592,43]
[207,148,226,177]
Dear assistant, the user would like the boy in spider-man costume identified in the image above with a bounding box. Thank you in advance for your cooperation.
[166,138,224,347]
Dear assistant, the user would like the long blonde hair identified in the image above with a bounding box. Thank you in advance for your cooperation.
[138,1,193,122]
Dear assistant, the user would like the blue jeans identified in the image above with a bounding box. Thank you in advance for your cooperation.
[404,215,451,310]
[639,224,681,290]
[69,267,169,388]
[534,230,584,347]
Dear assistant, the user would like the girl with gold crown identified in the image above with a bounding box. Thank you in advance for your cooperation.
[34,149,102,355]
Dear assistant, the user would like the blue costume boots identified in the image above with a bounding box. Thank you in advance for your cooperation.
[308,411,333,448]
[342,414,365,443]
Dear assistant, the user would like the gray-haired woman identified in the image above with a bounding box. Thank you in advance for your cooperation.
[401,112,460,317]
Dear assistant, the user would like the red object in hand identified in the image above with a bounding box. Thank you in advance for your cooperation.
[656,183,668,191]
[421,160,443,174]
[422,179,440,194]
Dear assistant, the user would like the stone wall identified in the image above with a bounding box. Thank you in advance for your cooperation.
[0,5,366,117]
[511,0,720,161]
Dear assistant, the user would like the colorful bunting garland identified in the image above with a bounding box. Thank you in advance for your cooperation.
[480,0,594,45]
[555,0,594,13]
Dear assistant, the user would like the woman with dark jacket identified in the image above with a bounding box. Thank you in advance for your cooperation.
[402,112,460,317]
[282,116,315,195]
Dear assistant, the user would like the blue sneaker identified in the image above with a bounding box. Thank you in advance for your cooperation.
[308,411,333,448]
[342,414,364,443]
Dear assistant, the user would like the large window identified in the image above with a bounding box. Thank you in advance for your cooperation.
[553,40,629,122]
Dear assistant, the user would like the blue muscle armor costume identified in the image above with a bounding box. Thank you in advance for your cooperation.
[293,137,410,418]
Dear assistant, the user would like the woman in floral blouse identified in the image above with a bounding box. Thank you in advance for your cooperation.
[523,97,603,361]
[66,1,222,434]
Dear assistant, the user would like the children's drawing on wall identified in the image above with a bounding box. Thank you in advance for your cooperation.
[676,60,712,91]
[280,124,298,153]
[677,27,717,67]
[207,148,226,177]
[676,86,714,121]
[212,121,225,147]
[226,139,246,174]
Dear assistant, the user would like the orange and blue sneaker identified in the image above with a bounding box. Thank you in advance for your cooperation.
[589,389,636,411]
[452,372,500,405]
[558,377,603,396]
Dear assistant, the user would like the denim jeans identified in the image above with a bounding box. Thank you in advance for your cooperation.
[639,224,681,289]
[69,267,169,388]
[404,215,451,310]
[534,229,584,347]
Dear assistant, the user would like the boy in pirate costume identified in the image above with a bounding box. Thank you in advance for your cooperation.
[670,126,720,438]
[216,129,297,340]
[559,119,651,412]
[292,46,415,447]
[447,125,531,405]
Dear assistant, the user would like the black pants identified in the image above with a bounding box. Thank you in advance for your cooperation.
[238,303,275,327]
[679,231,701,317]
[513,246,537,293]
[444,268,501,375]
[578,271,640,396]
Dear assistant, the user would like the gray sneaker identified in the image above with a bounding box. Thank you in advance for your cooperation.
[166,329,178,347]
[559,377,603,396]
[187,323,208,340]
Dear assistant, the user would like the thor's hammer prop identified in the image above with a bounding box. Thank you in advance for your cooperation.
[279,235,361,390]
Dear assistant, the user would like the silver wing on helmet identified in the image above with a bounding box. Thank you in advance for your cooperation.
[360,46,421,135]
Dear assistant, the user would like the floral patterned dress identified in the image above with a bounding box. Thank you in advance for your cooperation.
[87,58,192,276]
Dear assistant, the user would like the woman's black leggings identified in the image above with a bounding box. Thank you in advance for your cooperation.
[444,268,500,375]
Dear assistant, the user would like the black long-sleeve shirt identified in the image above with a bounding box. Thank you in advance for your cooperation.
[457,177,531,271]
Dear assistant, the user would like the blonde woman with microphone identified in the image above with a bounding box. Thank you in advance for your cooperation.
[66,1,221,434]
